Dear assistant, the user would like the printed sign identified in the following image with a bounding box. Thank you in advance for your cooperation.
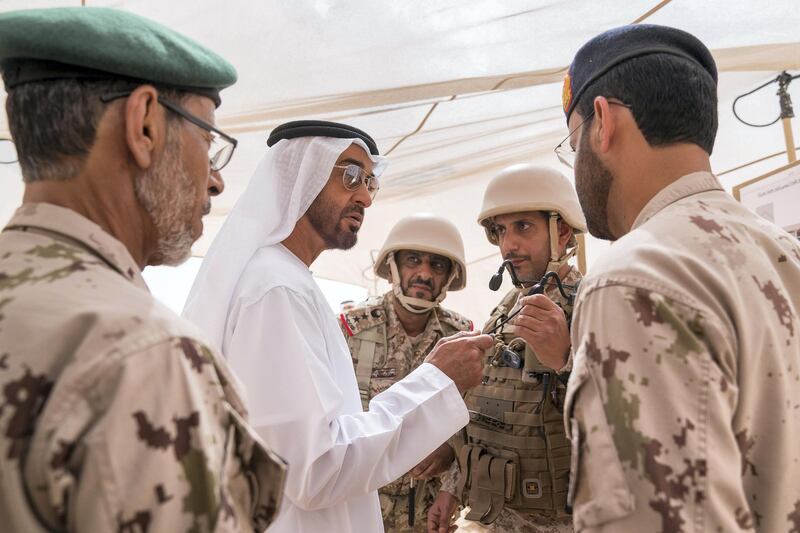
[734,160,800,240]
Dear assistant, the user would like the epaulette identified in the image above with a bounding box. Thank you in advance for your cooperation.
[339,297,388,337]
[438,307,474,332]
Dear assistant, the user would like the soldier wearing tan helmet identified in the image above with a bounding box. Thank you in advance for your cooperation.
[340,213,474,532]
[429,164,586,533]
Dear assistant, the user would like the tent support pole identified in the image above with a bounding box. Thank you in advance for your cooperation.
[783,117,797,163]
[576,234,587,274]
[777,72,796,163]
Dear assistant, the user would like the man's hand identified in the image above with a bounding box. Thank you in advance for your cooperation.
[424,332,494,394]
[410,442,455,479]
[427,491,459,533]
[511,294,570,371]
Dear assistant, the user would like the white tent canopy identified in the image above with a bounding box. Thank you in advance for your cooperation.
[1,0,798,324]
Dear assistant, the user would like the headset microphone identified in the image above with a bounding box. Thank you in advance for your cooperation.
[489,260,512,291]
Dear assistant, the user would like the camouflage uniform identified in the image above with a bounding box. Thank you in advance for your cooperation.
[0,203,286,532]
[340,291,473,532]
[566,172,800,531]
[442,266,582,532]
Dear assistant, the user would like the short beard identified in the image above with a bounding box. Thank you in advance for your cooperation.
[402,276,436,301]
[306,191,363,251]
[575,130,616,241]
[134,121,197,266]
[502,253,548,286]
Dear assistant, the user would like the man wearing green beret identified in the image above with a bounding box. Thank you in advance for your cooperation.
[0,7,285,532]
[547,24,800,531]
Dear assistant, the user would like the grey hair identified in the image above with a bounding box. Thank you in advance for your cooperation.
[4,78,184,183]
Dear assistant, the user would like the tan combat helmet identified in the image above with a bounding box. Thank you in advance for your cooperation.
[374,213,467,314]
[477,164,587,275]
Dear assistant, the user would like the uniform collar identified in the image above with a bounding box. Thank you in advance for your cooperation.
[545,264,581,300]
[4,203,148,290]
[631,171,723,230]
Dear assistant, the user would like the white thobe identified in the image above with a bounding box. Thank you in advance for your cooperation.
[222,244,469,532]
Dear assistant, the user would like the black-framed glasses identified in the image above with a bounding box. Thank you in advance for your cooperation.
[100,91,238,171]
[333,163,380,199]
[554,100,632,168]
[0,138,18,164]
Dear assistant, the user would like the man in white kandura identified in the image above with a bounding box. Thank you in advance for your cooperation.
[183,120,492,532]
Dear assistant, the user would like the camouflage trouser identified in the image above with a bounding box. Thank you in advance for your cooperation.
[483,508,573,533]
[379,488,434,532]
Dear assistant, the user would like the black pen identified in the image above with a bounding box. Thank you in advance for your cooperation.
[408,477,416,527]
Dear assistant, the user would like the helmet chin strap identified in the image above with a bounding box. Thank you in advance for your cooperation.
[387,252,458,314]
[544,212,578,274]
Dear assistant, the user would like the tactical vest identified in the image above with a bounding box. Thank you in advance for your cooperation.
[456,276,579,524]
[343,298,390,407]
[340,295,473,409]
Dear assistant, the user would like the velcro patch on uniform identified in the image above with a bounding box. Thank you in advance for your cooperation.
[341,305,386,336]
[523,477,542,499]
[372,368,396,378]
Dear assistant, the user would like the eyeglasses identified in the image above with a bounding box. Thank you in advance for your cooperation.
[100,91,238,172]
[333,164,380,199]
[0,138,17,164]
[554,100,632,168]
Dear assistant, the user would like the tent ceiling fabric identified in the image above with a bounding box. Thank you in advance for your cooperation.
[216,42,800,132]
[1,0,799,323]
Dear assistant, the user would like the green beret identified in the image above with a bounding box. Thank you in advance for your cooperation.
[0,7,236,106]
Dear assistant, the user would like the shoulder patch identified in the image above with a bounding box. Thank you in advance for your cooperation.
[340,299,387,337]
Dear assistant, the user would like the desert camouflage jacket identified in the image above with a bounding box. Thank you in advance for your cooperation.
[340,291,472,498]
[0,203,286,532]
[340,291,473,403]
[566,172,800,532]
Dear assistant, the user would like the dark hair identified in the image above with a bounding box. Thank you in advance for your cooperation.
[5,78,185,183]
[574,53,718,154]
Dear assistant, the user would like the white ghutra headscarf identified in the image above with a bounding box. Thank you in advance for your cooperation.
[183,136,387,351]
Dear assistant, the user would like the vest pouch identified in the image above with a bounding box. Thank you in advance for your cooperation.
[505,443,553,514]
[504,460,516,501]
[502,417,570,518]
[462,446,515,525]
[519,339,551,384]
[468,447,557,518]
